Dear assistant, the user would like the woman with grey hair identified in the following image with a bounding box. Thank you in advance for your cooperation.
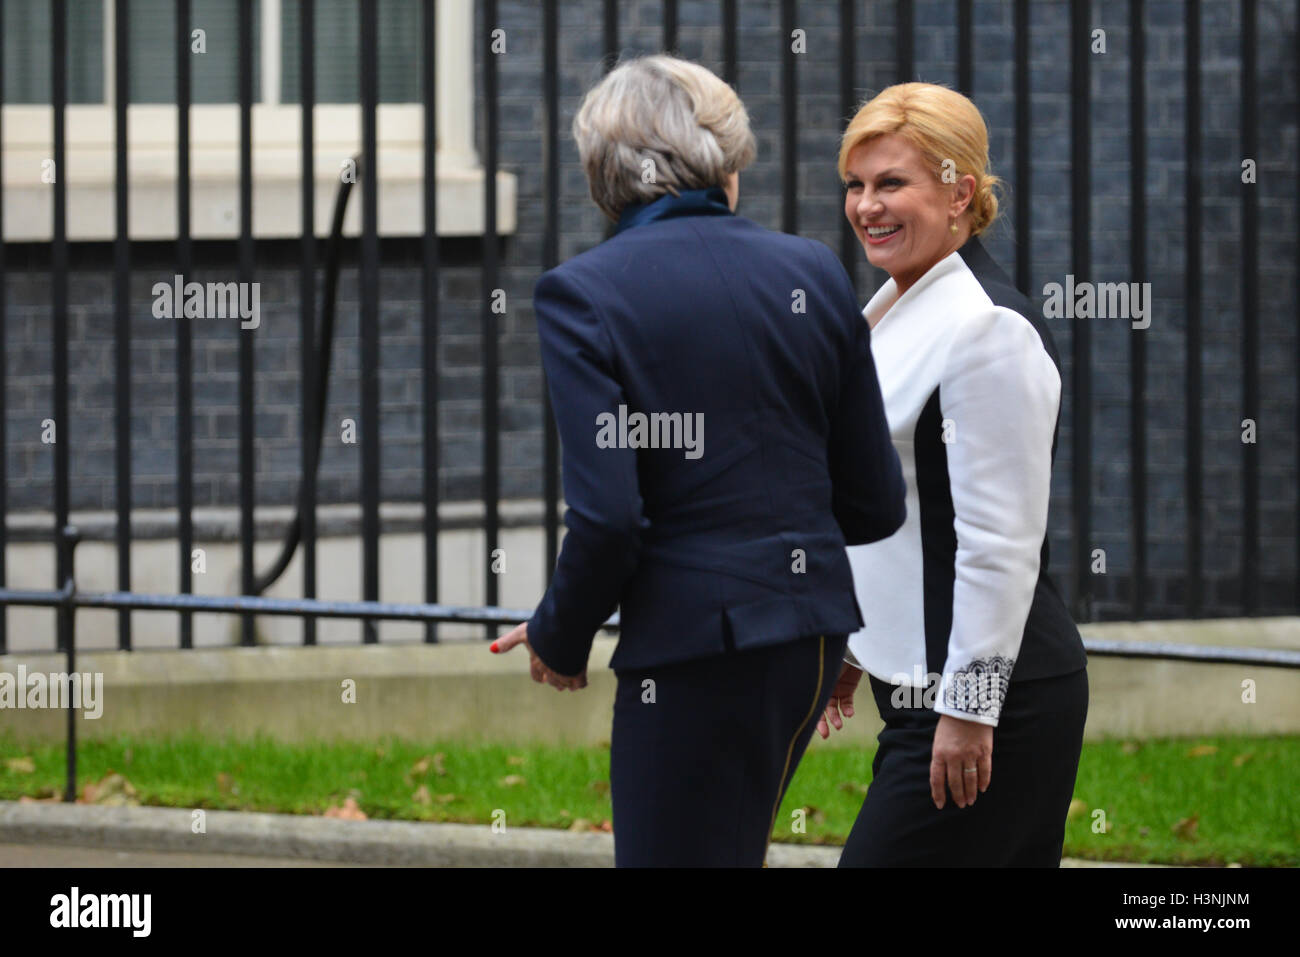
[493,55,905,867]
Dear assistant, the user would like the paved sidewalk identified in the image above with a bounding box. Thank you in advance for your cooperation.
[0,801,1155,867]
[0,843,360,867]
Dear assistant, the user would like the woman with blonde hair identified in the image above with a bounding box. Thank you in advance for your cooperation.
[815,82,1089,866]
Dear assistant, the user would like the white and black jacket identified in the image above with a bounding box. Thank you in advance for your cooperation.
[844,236,1087,726]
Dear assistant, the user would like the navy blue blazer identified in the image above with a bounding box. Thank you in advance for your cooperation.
[526,187,906,676]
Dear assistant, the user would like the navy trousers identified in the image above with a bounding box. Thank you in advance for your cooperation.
[838,667,1089,867]
[609,632,849,867]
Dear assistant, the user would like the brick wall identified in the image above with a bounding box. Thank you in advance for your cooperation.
[4,0,1297,621]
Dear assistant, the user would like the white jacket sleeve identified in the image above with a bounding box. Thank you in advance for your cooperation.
[932,307,1062,726]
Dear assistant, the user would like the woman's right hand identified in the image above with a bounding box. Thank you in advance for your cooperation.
[815,660,863,739]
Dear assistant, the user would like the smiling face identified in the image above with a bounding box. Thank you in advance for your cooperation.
[843,133,975,296]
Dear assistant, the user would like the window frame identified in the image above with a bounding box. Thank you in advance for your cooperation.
[1,0,515,242]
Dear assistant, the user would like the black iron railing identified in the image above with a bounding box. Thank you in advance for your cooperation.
[0,0,1296,660]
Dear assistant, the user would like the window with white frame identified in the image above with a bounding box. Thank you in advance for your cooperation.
[1,0,515,241]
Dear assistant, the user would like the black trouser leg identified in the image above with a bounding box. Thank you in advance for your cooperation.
[610,632,849,867]
[838,667,1089,867]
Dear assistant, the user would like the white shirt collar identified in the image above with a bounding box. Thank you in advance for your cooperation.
[859,247,967,327]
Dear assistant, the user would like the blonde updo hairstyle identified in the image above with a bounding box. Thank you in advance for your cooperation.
[837,82,1001,236]
[573,55,757,221]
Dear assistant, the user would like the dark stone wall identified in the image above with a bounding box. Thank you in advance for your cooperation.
[4,0,1297,621]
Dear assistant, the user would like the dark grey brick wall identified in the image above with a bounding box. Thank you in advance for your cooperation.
[4,0,1297,622]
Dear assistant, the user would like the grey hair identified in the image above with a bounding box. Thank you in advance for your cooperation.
[573,55,757,221]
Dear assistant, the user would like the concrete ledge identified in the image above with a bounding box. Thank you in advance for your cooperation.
[2,507,566,651]
[1077,617,1300,738]
[0,639,622,745]
[4,499,559,543]
[2,618,1298,743]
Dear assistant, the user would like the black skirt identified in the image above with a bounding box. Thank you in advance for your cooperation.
[838,666,1089,867]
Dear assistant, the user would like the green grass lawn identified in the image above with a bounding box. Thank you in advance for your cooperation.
[1,732,1295,866]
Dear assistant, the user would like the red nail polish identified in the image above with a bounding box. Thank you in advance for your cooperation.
[490,641,499,653]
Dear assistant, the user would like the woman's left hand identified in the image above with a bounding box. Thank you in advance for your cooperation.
[491,622,588,691]
[929,713,992,810]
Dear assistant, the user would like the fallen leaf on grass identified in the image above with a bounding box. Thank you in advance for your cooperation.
[413,787,455,807]
[1067,798,1088,820]
[1232,752,1254,767]
[322,797,367,821]
[407,753,447,783]
[1185,744,1218,758]
[800,805,826,825]
[1120,742,1141,755]
[838,781,868,796]
[1171,815,1199,841]
[587,780,609,795]
[567,818,612,833]
[499,774,526,787]
[18,794,59,804]
[4,757,35,774]
[215,772,240,796]
[506,755,525,766]
[80,772,139,807]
